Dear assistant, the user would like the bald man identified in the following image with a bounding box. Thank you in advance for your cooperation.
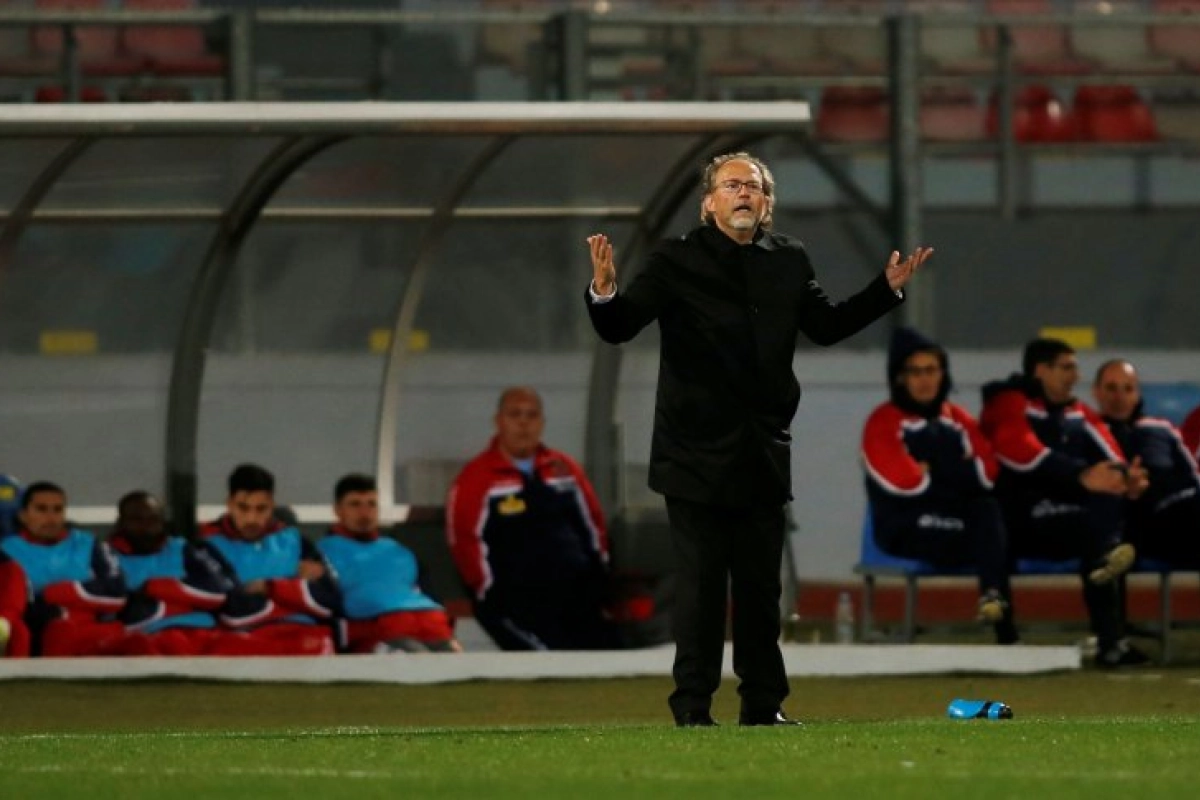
[1093,359,1200,569]
[447,387,620,651]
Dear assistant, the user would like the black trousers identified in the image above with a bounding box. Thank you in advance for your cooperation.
[1128,492,1200,568]
[873,496,1018,643]
[872,496,1012,599]
[1000,488,1126,649]
[664,496,789,720]
[474,580,622,651]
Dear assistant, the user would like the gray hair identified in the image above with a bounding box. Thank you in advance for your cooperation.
[699,151,775,230]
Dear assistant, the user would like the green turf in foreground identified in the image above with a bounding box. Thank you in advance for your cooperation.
[2,719,1199,799]
[2,673,1199,798]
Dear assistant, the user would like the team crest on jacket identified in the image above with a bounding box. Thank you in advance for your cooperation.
[497,495,526,515]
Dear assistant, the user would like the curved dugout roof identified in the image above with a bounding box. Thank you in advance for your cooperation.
[0,101,811,534]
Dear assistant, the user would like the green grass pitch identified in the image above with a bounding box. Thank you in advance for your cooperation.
[2,671,1199,798]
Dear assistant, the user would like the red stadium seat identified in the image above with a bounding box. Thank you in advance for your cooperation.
[34,84,108,102]
[1148,0,1200,72]
[920,87,988,141]
[980,0,1093,75]
[1073,85,1159,142]
[816,86,889,143]
[986,84,1080,142]
[1070,0,1178,75]
[30,0,145,77]
[122,0,226,77]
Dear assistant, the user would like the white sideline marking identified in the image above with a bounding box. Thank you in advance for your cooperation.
[0,644,1079,684]
[12,764,395,780]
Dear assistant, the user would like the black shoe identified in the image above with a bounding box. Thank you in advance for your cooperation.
[1094,641,1152,669]
[675,710,718,727]
[739,710,802,727]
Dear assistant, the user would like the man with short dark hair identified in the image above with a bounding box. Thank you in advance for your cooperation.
[980,339,1146,667]
[0,481,150,656]
[197,464,339,655]
[320,473,459,653]
[1093,359,1200,570]
[447,387,619,652]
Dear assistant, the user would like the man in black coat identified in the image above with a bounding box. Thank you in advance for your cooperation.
[584,151,930,726]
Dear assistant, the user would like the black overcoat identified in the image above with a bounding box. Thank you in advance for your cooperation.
[587,224,903,507]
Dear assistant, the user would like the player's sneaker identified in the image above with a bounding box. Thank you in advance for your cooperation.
[1094,640,1151,669]
[1088,543,1136,584]
[976,591,1007,624]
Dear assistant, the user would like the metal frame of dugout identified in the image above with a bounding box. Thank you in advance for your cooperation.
[1,101,919,549]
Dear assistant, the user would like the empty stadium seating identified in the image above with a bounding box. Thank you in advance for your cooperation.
[1073,84,1159,142]
[979,0,1094,75]
[816,86,890,142]
[920,86,989,141]
[122,0,225,79]
[986,83,1081,141]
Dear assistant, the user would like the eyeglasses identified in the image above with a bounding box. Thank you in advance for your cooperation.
[715,179,765,195]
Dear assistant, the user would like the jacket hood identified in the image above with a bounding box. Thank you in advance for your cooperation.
[887,326,951,416]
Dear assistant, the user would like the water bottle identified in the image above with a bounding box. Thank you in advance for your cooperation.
[946,699,1013,720]
[834,590,855,644]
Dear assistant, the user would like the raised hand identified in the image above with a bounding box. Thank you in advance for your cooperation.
[587,233,617,297]
[885,247,934,292]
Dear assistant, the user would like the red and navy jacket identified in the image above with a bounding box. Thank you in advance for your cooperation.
[1104,407,1200,517]
[1181,405,1200,463]
[197,515,340,629]
[0,552,29,630]
[862,400,998,513]
[0,527,126,626]
[980,374,1126,491]
[109,533,232,633]
[446,438,609,601]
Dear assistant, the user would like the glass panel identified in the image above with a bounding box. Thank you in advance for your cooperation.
[272,134,696,209]
[40,138,282,210]
[0,224,209,505]
[0,140,73,212]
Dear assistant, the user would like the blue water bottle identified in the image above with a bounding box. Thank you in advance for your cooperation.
[947,699,1013,720]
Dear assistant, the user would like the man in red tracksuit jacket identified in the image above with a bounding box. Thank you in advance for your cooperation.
[862,327,1017,643]
[113,490,334,656]
[1182,404,1200,462]
[980,338,1147,668]
[196,464,339,656]
[447,387,620,651]
[0,481,160,656]
[0,552,31,657]
[1092,360,1200,571]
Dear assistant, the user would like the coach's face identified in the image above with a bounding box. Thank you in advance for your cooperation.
[704,160,772,245]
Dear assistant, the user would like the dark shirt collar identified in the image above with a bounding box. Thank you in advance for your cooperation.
[697,224,774,257]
